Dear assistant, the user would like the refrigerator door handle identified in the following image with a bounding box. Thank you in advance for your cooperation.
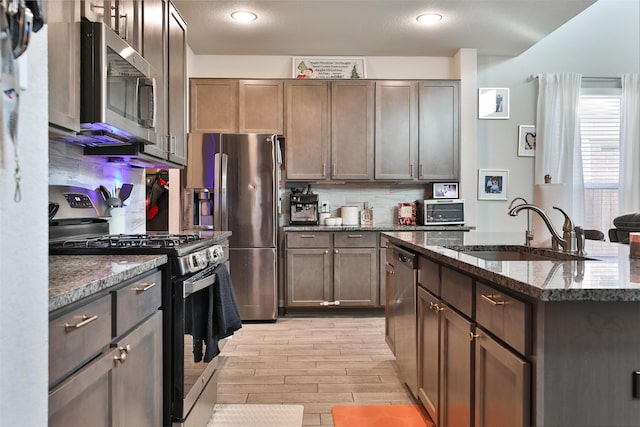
[220,153,229,231]
[214,152,221,231]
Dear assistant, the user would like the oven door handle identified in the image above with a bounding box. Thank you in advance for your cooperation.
[183,272,216,298]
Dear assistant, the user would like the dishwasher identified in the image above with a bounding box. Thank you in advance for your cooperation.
[392,246,418,398]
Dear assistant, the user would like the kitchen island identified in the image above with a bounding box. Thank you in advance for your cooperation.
[383,231,640,427]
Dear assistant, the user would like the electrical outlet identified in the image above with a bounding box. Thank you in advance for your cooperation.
[319,200,330,213]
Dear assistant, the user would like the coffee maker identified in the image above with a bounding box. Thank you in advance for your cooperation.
[289,187,319,225]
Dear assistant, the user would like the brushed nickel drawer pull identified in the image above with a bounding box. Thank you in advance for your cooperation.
[134,282,157,293]
[300,235,316,238]
[481,293,507,306]
[347,234,363,238]
[65,314,99,331]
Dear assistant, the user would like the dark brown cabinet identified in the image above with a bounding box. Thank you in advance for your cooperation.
[285,231,378,308]
[49,269,163,427]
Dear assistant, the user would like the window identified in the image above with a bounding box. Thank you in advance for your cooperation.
[579,88,621,235]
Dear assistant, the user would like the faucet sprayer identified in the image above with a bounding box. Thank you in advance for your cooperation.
[508,197,533,246]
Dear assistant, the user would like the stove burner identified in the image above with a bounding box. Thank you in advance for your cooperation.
[58,233,204,249]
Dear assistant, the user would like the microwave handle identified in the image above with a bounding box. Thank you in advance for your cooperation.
[137,77,156,129]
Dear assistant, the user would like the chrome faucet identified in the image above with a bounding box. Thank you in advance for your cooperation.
[508,197,533,246]
[508,204,584,254]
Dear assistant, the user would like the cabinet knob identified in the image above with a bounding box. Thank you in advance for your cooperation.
[334,249,339,254]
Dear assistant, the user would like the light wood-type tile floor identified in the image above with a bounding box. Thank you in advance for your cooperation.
[216,315,415,427]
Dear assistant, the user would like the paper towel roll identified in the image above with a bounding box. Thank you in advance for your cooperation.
[340,206,359,226]
[533,184,567,247]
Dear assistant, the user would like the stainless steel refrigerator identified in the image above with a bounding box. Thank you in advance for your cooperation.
[183,133,282,321]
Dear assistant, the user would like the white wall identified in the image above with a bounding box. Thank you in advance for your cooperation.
[476,0,640,232]
[0,30,49,425]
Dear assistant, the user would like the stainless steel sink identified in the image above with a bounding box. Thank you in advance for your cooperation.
[448,245,594,261]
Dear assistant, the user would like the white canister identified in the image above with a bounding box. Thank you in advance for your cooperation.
[319,212,331,225]
[340,206,359,226]
[109,207,126,235]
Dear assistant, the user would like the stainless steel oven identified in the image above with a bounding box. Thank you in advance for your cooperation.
[48,186,238,427]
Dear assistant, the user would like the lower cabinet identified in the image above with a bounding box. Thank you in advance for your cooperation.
[49,312,162,427]
[49,269,163,427]
[413,252,531,427]
[285,231,378,308]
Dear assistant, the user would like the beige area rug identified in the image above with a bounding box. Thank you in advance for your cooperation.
[207,404,304,427]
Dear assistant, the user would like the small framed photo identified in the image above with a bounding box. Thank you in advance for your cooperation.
[518,125,536,157]
[433,182,459,199]
[478,88,510,119]
[478,169,509,201]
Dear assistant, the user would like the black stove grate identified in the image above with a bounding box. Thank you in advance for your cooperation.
[56,233,204,250]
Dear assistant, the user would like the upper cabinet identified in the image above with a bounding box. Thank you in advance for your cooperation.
[190,79,284,134]
[141,0,188,165]
[284,80,374,181]
[374,81,418,180]
[418,81,460,181]
[374,80,460,181]
[48,0,81,134]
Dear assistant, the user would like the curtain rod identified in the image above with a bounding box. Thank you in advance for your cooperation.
[529,74,621,81]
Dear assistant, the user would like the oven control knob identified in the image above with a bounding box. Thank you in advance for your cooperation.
[208,245,224,264]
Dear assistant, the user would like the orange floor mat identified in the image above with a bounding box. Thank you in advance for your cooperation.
[332,404,435,427]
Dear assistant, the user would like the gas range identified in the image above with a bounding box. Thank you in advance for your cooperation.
[49,232,225,276]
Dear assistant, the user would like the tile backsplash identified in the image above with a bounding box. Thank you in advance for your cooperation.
[49,140,147,233]
[284,183,430,225]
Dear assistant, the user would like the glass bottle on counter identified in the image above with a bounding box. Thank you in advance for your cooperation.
[361,202,373,226]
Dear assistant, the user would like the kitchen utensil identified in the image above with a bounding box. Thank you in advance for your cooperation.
[119,183,133,203]
[48,202,59,221]
[98,185,111,201]
[107,197,123,208]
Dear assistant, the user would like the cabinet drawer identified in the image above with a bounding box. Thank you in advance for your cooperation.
[418,256,440,296]
[49,294,112,386]
[334,232,377,248]
[440,266,473,318]
[476,281,531,355]
[286,232,331,248]
[114,270,162,337]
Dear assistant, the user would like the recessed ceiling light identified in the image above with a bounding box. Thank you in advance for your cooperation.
[231,10,257,22]
[416,13,443,25]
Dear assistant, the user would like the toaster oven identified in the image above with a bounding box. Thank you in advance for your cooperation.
[419,199,465,225]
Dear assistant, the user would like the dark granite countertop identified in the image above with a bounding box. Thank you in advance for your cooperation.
[283,224,473,232]
[383,231,640,302]
[49,255,167,312]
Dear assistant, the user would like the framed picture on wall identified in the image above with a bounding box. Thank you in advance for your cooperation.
[478,169,509,200]
[518,125,536,157]
[433,182,459,199]
[478,88,510,119]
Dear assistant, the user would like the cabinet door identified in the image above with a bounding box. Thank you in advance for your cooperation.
[474,331,530,427]
[418,287,440,424]
[239,80,284,134]
[418,81,460,180]
[114,0,141,51]
[374,81,418,180]
[440,305,472,427]
[286,248,331,306]
[48,0,80,133]
[331,81,374,180]
[284,80,330,181]
[140,0,167,160]
[112,311,163,426]
[191,79,238,133]
[167,4,187,165]
[333,247,378,306]
[49,347,117,427]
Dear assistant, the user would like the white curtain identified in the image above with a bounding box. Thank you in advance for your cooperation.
[534,73,584,228]
[619,73,640,214]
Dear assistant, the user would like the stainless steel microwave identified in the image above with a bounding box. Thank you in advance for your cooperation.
[79,20,157,145]
[421,199,465,225]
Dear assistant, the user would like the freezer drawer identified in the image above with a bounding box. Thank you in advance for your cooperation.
[229,247,277,321]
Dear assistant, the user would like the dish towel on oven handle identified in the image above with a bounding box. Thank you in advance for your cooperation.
[185,263,242,363]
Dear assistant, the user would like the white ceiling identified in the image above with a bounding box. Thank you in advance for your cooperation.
[172,0,597,57]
